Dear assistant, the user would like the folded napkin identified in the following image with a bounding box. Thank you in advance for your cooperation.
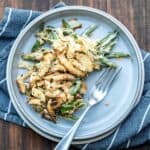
[0,3,149,150]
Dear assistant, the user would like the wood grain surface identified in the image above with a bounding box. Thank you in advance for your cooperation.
[0,0,149,150]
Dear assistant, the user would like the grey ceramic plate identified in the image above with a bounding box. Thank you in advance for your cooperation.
[7,6,144,141]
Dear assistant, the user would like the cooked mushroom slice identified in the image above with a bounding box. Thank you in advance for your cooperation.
[80,81,87,94]
[43,113,56,122]
[47,101,56,121]
[57,93,67,103]
[51,97,63,110]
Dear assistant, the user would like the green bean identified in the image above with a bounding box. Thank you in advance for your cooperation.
[68,19,82,29]
[42,29,59,44]
[22,55,36,61]
[82,24,97,37]
[62,19,71,28]
[32,40,42,52]
[35,25,58,46]
[62,115,78,121]
[62,19,82,30]
[49,30,58,40]
[32,105,44,113]
[99,40,116,54]
[62,28,78,40]
[63,28,74,35]
[46,25,56,30]
[22,52,43,61]
[97,31,118,48]
[99,56,117,68]
[60,99,85,116]
[60,106,74,114]
[107,52,130,59]
[70,80,81,96]
[74,100,85,108]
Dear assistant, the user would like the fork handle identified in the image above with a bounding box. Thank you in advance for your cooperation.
[55,106,91,150]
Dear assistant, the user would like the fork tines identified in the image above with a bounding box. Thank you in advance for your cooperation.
[96,66,122,91]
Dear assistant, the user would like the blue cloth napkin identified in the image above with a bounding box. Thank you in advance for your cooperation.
[0,3,149,150]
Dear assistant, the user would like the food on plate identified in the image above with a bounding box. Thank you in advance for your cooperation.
[17,18,129,122]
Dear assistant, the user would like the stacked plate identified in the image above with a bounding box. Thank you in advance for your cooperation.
[7,6,144,144]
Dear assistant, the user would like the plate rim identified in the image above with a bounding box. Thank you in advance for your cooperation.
[7,6,144,140]
[12,101,117,144]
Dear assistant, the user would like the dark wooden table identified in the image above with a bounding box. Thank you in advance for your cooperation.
[0,0,149,150]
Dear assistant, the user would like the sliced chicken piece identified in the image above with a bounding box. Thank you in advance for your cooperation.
[16,79,26,94]
[35,61,50,77]
[50,59,66,73]
[28,98,41,105]
[75,53,93,72]
[58,55,85,77]
[52,39,67,53]
[29,72,41,88]
[43,52,55,64]
[66,37,79,58]
[71,59,86,72]
[51,64,66,72]
[31,87,46,102]
[36,80,45,87]
[45,89,61,98]
[44,73,75,81]
[44,80,51,90]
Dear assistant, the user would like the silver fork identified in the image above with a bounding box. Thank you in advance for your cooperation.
[55,67,122,150]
